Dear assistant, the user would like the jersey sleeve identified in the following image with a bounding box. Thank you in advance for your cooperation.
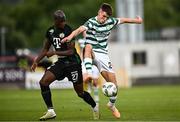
[108,17,121,30]
[45,27,54,41]
[45,29,50,39]
[111,17,120,26]
[117,18,122,24]
[83,19,93,31]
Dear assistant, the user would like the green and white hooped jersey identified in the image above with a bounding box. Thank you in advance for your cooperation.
[83,16,119,54]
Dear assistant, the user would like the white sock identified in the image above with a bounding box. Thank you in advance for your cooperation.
[87,82,92,93]
[93,86,99,104]
[84,58,92,75]
[108,96,117,109]
[93,86,99,111]
[48,108,55,112]
[93,104,99,112]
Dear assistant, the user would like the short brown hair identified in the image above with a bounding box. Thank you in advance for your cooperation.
[100,3,112,16]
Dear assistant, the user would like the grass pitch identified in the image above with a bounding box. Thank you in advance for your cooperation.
[0,85,180,121]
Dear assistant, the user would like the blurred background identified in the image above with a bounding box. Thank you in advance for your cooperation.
[0,0,180,89]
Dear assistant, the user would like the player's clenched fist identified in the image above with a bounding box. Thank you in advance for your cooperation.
[61,37,71,43]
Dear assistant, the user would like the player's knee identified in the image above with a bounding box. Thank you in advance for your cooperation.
[77,92,84,98]
[39,79,49,86]
[39,81,50,92]
[85,44,92,52]
[77,93,83,98]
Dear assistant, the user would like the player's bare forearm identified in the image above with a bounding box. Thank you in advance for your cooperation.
[55,42,74,56]
[46,42,75,57]
[31,48,48,71]
[120,16,143,24]
[31,52,46,72]
[35,40,51,63]
[75,26,86,36]
[34,51,47,63]
[31,39,51,71]
[46,49,74,57]
[54,50,74,56]
[61,26,86,43]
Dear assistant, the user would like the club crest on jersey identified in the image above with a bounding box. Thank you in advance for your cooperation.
[59,33,65,38]
[106,25,112,30]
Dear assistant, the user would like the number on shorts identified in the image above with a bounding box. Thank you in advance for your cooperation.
[71,71,78,83]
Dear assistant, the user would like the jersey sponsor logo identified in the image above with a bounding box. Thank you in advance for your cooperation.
[71,71,78,83]
[53,37,61,49]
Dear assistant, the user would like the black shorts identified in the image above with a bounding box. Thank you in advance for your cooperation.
[47,60,83,84]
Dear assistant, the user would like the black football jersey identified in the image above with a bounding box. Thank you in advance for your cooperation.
[45,24,81,64]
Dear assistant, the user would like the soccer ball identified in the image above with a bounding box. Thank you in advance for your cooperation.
[102,82,117,97]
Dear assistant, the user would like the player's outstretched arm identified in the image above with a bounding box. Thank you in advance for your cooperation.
[119,16,143,24]
[61,26,86,43]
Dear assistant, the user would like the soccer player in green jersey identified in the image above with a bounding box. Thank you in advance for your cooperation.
[62,3,143,119]
[31,10,98,121]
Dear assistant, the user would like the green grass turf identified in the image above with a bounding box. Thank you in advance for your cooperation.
[0,85,180,121]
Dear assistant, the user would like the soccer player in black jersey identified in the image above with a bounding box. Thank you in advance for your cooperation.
[31,10,98,121]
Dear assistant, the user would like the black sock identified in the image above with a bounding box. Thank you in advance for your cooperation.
[40,83,53,109]
[80,91,96,108]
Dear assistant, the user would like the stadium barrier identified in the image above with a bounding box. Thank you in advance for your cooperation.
[0,67,25,88]
[25,71,73,89]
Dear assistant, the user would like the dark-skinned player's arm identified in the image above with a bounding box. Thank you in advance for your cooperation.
[46,42,76,58]
[31,39,51,72]
[61,26,86,43]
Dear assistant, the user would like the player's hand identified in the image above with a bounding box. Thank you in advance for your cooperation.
[135,16,143,24]
[46,51,55,58]
[31,62,37,72]
[61,37,71,43]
